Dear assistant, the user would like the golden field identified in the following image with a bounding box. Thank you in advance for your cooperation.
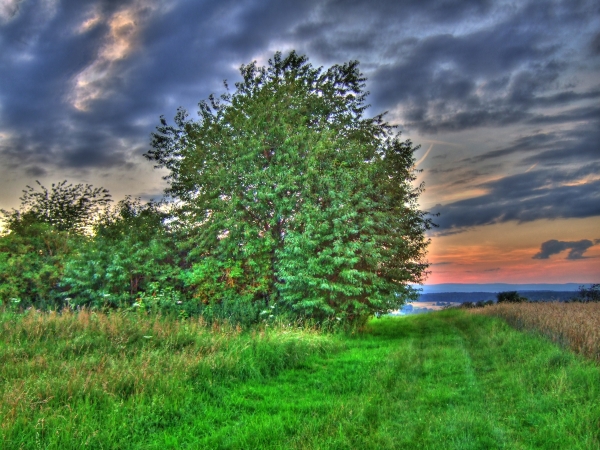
[473,302,600,362]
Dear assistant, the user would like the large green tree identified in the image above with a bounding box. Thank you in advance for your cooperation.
[146,51,433,324]
[5,180,111,234]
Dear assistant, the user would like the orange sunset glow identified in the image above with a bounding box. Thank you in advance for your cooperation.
[426,218,600,284]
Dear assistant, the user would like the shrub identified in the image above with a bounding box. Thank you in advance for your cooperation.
[497,291,527,303]
[62,198,181,310]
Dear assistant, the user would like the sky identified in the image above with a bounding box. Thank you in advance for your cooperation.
[1,0,599,285]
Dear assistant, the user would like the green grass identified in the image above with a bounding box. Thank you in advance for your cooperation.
[1,309,598,449]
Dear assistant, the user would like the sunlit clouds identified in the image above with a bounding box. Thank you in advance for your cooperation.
[0,0,20,23]
[71,2,158,111]
[76,7,102,34]
[427,218,600,284]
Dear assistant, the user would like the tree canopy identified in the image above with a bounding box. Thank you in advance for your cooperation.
[146,51,433,324]
[1,180,111,235]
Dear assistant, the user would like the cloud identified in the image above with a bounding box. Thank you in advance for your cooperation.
[590,31,600,55]
[430,115,600,234]
[24,165,47,177]
[462,120,600,167]
[0,0,599,242]
[466,268,500,273]
[462,131,566,164]
[414,144,434,167]
[0,0,327,178]
[70,1,161,111]
[432,172,600,233]
[533,239,596,260]
[0,0,21,23]
[366,1,600,133]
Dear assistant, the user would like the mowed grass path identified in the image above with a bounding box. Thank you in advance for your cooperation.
[2,309,599,449]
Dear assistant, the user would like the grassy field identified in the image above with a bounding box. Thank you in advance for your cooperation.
[1,308,599,449]
[474,301,600,362]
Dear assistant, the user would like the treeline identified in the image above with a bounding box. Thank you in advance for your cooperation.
[459,287,599,308]
[418,291,585,305]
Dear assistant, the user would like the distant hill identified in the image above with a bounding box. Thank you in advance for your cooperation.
[417,291,577,304]
[418,283,584,294]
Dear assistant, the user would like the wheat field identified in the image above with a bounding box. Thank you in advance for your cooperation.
[473,302,600,362]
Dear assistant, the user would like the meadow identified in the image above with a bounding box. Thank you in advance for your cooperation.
[1,308,599,449]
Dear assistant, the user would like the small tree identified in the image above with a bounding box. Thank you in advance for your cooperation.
[2,180,111,234]
[497,291,527,303]
[146,51,433,325]
[0,181,111,309]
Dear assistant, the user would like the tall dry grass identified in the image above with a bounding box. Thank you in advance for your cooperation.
[473,302,600,362]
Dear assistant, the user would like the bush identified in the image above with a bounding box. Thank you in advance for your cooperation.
[497,291,527,303]
[0,220,76,309]
[62,198,181,310]
[472,300,494,308]
[575,284,600,303]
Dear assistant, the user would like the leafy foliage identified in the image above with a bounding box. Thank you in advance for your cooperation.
[1,52,433,326]
[0,221,73,308]
[63,197,182,310]
[146,51,433,324]
[0,180,111,309]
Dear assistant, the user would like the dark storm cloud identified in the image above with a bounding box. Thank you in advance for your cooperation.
[0,0,143,173]
[523,124,600,166]
[432,169,600,233]
[0,0,324,176]
[533,239,596,260]
[590,32,600,55]
[464,120,600,166]
[464,132,562,163]
[366,0,600,133]
[528,104,600,126]
[323,0,494,24]
[24,166,48,177]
